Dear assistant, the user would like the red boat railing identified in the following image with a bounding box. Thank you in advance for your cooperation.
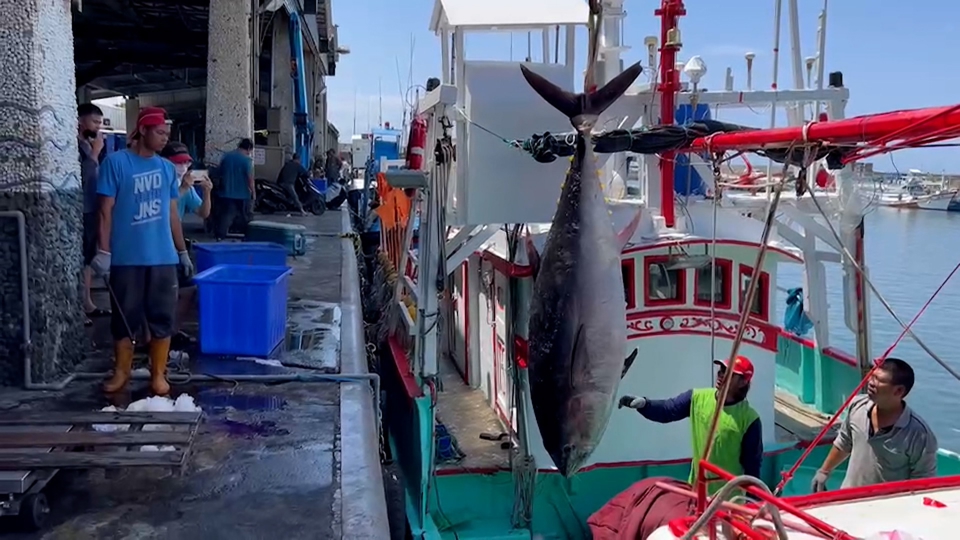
[694,461,857,539]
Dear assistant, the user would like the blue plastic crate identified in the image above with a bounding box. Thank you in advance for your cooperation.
[194,264,293,357]
[193,242,288,274]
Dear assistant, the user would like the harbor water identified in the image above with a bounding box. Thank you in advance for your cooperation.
[778,207,960,451]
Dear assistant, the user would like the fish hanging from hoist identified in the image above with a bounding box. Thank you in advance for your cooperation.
[521,57,645,476]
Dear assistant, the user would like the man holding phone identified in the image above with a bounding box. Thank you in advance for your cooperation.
[161,142,212,349]
[78,103,110,326]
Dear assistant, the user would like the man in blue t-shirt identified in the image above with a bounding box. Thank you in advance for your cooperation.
[90,107,194,397]
[214,138,255,240]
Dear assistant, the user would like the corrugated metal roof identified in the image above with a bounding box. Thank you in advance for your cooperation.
[430,0,588,32]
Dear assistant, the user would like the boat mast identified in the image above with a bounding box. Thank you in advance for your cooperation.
[654,0,686,228]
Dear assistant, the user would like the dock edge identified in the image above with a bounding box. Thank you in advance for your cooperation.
[338,208,391,538]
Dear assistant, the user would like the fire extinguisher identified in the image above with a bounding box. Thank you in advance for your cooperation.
[406,115,428,170]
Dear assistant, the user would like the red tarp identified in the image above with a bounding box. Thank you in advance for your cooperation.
[587,477,693,540]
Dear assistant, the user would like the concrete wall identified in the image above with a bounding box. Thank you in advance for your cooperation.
[0,0,86,386]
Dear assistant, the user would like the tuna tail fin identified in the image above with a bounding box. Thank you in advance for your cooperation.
[519,62,643,121]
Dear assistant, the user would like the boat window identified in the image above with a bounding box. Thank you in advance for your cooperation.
[645,256,685,306]
[739,265,770,320]
[622,259,636,309]
[694,259,732,309]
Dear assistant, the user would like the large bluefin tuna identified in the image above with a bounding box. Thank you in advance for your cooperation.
[520,62,644,477]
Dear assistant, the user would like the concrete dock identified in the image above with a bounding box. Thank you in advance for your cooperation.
[0,209,390,539]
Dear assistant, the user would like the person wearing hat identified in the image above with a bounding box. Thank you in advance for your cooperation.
[618,355,763,492]
[161,142,212,349]
[91,106,194,396]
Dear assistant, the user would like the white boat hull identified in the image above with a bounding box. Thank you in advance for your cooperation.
[648,477,960,539]
[916,191,958,211]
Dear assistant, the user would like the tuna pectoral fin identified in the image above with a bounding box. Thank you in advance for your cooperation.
[568,324,587,391]
[616,209,643,251]
[520,62,643,120]
[621,349,638,379]
[524,234,541,278]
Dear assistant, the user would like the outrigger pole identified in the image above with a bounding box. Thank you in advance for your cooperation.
[687,103,960,158]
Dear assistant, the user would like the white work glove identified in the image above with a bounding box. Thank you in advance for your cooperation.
[178,251,195,279]
[811,469,830,492]
[618,395,647,410]
[91,250,111,278]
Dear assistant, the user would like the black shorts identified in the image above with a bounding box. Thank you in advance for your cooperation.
[82,212,98,265]
[109,265,178,341]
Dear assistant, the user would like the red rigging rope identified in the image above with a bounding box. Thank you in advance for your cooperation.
[774,258,960,495]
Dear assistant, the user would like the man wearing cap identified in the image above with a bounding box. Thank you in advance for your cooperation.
[618,356,763,491]
[90,107,194,396]
[161,142,212,349]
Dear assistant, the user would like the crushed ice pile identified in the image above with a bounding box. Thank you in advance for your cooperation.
[92,395,202,452]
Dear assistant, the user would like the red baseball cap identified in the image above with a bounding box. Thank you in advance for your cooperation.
[713,355,755,382]
[160,142,193,164]
[130,107,168,140]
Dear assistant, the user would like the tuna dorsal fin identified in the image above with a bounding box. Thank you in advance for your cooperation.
[520,62,644,121]
[524,233,542,278]
[621,349,639,379]
[617,208,643,251]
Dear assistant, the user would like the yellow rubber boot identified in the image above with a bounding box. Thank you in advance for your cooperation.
[103,339,134,393]
[149,337,172,396]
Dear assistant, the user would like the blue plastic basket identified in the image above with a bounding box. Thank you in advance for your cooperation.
[193,242,288,274]
[194,264,294,357]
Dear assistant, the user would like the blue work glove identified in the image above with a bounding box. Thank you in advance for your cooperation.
[618,395,647,410]
[91,250,111,278]
[178,250,195,279]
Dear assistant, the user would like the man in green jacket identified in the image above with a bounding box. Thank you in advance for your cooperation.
[619,356,763,493]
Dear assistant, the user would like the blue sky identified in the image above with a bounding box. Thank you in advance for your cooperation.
[327,1,960,172]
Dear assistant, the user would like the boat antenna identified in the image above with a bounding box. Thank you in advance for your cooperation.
[352,87,357,134]
[396,57,408,144]
[378,78,383,128]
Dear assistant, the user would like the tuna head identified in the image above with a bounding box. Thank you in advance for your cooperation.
[520,63,644,477]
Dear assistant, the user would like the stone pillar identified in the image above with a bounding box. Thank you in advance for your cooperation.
[76,86,93,105]
[205,0,253,164]
[124,97,139,137]
[271,14,294,154]
[0,0,85,387]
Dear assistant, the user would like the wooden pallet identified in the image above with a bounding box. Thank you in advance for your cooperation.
[0,410,203,471]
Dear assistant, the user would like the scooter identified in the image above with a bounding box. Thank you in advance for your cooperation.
[324,176,349,210]
[255,176,326,215]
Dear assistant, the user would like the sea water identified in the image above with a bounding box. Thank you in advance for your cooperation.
[777,208,960,451]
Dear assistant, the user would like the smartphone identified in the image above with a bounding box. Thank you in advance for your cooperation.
[190,170,207,184]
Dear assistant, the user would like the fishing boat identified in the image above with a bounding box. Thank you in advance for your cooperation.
[365,0,960,538]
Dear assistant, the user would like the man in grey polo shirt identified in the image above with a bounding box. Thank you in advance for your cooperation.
[811,358,938,491]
